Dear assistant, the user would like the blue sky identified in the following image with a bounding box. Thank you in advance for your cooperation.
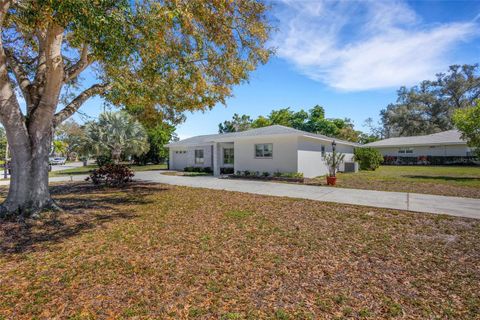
[73,0,480,140]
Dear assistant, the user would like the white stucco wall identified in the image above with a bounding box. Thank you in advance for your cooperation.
[373,144,471,157]
[233,135,298,174]
[169,144,213,170]
[297,137,355,177]
[169,135,356,176]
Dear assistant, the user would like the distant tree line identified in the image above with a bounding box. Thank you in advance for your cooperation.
[218,105,378,143]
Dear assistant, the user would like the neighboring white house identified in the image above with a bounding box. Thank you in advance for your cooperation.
[364,130,474,158]
[165,125,358,177]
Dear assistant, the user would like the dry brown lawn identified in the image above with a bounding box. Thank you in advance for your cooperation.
[0,182,479,319]
[308,166,480,199]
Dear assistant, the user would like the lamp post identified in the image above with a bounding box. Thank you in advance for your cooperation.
[331,140,336,177]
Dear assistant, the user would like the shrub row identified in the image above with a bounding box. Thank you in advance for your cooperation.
[220,167,235,174]
[383,156,478,166]
[184,166,213,173]
[232,170,304,181]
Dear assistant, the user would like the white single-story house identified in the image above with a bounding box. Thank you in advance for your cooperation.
[364,130,474,158]
[165,125,358,177]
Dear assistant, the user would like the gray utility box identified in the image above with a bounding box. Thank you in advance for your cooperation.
[343,161,359,173]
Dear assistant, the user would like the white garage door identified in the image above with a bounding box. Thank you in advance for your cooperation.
[172,150,188,170]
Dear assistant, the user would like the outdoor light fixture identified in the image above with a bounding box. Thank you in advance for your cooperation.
[332,140,336,152]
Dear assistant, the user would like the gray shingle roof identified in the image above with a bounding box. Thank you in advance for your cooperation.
[364,130,466,148]
[166,125,359,147]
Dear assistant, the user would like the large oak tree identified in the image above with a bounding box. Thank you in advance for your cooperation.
[0,0,271,217]
[380,65,480,137]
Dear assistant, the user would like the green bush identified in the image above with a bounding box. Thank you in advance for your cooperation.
[86,164,134,186]
[184,166,212,173]
[354,147,383,170]
[96,155,113,167]
[220,167,234,174]
[279,172,304,179]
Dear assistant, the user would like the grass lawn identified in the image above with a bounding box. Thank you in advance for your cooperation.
[317,166,480,198]
[49,163,167,177]
[1,183,479,319]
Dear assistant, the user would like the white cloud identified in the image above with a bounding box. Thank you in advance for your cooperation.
[273,0,479,91]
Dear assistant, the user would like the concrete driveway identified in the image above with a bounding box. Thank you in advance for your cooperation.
[135,172,480,219]
[1,170,479,219]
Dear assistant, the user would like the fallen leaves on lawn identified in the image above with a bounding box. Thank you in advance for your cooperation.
[0,182,479,319]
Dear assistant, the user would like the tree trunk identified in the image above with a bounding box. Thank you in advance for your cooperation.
[1,126,56,218]
[0,21,105,218]
[112,149,122,164]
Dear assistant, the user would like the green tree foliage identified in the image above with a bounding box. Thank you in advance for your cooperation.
[84,112,149,163]
[453,101,480,157]
[52,140,67,156]
[380,65,480,137]
[358,118,382,144]
[354,148,384,171]
[55,120,87,160]
[219,114,253,133]
[133,124,177,165]
[251,116,271,128]
[123,101,180,165]
[0,0,272,214]
[218,105,362,142]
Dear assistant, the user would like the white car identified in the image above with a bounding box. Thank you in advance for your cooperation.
[49,157,67,165]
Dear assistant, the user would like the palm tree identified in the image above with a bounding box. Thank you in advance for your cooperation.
[85,111,149,163]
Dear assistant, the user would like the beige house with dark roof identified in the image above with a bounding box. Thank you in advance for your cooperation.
[364,130,475,158]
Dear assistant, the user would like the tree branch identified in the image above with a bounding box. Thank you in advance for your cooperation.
[53,83,111,126]
[30,30,47,110]
[0,0,11,26]
[0,0,27,129]
[4,48,32,105]
[64,43,92,83]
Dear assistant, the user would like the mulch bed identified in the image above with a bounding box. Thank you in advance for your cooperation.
[0,182,479,319]
[227,175,304,183]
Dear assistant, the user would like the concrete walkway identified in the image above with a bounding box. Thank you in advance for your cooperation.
[134,172,480,219]
[1,171,479,219]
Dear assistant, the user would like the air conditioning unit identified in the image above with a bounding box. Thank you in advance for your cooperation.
[343,162,359,173]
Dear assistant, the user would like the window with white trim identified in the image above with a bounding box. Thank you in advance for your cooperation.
[223,148,234,164]
[195,149,204,164]
[398,148,413,154]
[255,143,273,158]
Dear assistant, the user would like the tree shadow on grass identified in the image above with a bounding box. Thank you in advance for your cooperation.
[403,175,480,182]
[0,182,168,255]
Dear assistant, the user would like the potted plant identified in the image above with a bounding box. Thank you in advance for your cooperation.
[324,142,345,186]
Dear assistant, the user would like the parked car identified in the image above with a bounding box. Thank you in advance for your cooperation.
[49,157,67,165]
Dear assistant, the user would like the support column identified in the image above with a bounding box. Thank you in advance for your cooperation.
[168,148,173,170]
[213,143,220,176]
